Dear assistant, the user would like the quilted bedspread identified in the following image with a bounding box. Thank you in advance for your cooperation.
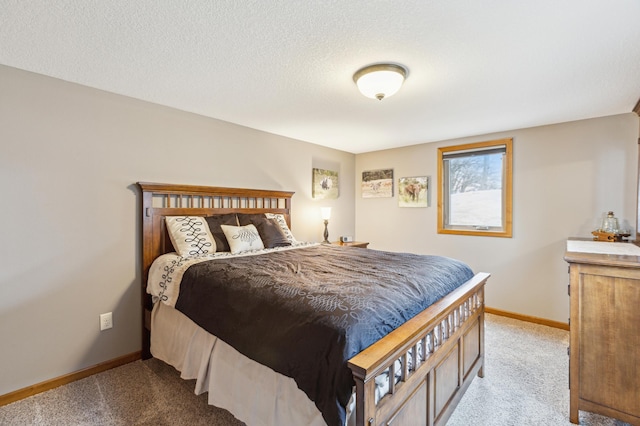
[166,244,474,426]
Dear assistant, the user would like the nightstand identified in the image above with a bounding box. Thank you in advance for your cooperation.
[332,241,369,249]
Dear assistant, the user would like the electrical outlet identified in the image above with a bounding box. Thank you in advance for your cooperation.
[100,312,113,331]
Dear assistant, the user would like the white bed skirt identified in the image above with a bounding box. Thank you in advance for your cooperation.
[151,302,354,426]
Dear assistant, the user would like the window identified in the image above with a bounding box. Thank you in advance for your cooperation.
[438,138,512,237]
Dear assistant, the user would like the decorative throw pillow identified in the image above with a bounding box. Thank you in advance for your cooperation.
[237,213,267,226]
[205,214,239,252]
[238,214,291,248]
[165,216,216,256]
[220,224,265,254]
[265,213,298,244]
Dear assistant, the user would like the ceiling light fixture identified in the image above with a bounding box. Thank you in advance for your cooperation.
[353,63,407,100]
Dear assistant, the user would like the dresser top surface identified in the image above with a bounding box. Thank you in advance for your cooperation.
[565,238,640,268]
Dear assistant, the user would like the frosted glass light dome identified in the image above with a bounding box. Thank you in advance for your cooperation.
[353,64,407,100]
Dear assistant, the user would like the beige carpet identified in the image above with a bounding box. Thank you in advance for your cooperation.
[447,315,630,426]
[0,314,631,425]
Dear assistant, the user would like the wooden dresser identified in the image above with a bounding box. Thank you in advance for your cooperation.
[564,239,640,425]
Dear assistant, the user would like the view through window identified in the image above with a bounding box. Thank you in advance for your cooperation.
[438,138,512,237]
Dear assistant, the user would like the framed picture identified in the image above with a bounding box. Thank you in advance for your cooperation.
[362,169,393,198]
[398,176,430,207]
[312,168,339,199]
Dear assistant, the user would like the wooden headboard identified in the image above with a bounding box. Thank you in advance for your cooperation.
[137,182,294,357]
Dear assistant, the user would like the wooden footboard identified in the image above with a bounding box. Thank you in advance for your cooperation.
[348,272,488,426]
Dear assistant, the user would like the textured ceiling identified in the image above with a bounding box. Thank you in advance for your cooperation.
[1,1,639,154]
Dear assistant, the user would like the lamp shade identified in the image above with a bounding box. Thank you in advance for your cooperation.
[353,63,407,100]
[321,207,332,220]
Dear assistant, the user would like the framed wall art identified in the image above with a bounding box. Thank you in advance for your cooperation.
[312,168,339,199]
[398,176,430,207]
[362,169,394,198]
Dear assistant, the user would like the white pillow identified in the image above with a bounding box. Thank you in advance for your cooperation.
[165,216,216,256]
[264,213,298,244]
[220,224,265,254]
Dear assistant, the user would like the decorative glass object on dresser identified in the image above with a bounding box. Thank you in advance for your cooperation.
[591,211,630,242]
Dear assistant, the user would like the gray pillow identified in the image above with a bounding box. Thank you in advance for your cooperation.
[237,214,291,248]
[205,214,238,252]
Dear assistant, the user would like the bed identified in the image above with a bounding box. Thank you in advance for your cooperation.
[138,182,489,426]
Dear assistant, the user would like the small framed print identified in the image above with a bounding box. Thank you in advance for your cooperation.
[312,168,339,199]
[362,169,393,198]
[398,176,430,207]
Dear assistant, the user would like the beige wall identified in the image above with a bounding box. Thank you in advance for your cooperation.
[0,65,355,395]
[355,112,639,323]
